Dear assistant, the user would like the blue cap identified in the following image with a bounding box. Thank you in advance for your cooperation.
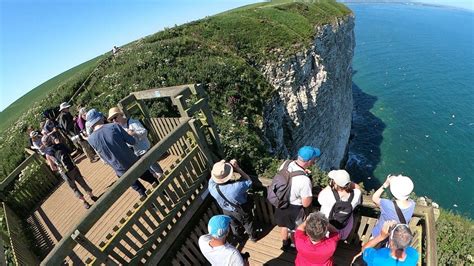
[208,215,231,238]
[298,146,321,162]
[85,108,104,133]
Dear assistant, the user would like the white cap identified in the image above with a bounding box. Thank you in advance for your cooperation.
[390,175,414,200]
[328,170,351,187]
[59,102,71,111]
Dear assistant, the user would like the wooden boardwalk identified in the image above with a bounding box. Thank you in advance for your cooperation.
[26,153,177,264]
[239,226,359,266]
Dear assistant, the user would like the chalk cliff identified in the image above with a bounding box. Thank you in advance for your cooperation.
[261,16,355,170]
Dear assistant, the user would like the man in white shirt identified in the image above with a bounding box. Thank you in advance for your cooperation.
[199,215,248,266]
[274,146,321,251]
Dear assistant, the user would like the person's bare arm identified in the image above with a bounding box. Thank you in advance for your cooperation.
[361,220,395,252]
[302,196,313,208]
[230,159,251,180]
[372,175,392,205]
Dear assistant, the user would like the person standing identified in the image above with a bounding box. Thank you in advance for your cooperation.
[86,109,158,197]
[354,221,419,266]
[371,175,415,238]
[208,159,256,242]
[198,215,248,266]
[318,169,362,240]
[294,212,340,266]
[107,107,164,179]
[42,135,96,209]
[58,103,98,162]
[274,146,320,251]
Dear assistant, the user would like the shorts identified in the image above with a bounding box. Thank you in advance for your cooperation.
[274,204,304,230]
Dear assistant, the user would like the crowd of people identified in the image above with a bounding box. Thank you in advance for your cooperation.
[28,102,164,208]
[27,102,418,265]
[200,146,418,266]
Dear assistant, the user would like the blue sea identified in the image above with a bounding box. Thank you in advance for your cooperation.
[345,4,474,218]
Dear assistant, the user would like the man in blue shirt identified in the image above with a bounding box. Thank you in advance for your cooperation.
[353,220,419,266]
[208,159,256,242]
[86,109,157,197]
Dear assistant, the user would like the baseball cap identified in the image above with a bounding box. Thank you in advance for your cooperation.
[298,146,321,162]
[208,215,231,239]
[328,170,351,187]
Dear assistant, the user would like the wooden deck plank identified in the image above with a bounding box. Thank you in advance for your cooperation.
[238,226,361,266]
[26,154,178,264]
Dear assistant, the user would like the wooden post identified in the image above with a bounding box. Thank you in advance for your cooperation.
[71,230,117,265]
[188,119,216,168]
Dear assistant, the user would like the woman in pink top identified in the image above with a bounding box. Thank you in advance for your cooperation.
[295,212,340,266]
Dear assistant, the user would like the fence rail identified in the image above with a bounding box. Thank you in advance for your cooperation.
[2,203,40,265]
[0,153,61,217]
[40,116,216,265]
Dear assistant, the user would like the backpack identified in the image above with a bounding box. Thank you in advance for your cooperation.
[54,145,75,172]
[328,188,354,229]
[267,160,306,209]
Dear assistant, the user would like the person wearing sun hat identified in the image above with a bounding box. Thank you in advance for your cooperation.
[107,106,164,179]
[198,215,248,265]
[371,174,415,237]
[318,169,362,240]
[86,108,158,197]
[274,145,321,251]
[208,159,256,242]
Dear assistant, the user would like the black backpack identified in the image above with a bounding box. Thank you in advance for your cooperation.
[328,188,354,229]
[54,145,75,172]
[267,160,306,209]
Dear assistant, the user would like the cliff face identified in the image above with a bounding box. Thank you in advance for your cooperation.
[261,16,355,170]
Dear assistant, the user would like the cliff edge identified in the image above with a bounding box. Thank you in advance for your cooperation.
[262,16,355,170]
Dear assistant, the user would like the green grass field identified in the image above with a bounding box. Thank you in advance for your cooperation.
[0,55,105,133]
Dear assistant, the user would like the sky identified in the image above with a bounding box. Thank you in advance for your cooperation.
[0,0,260,111]
[0,0,472,111]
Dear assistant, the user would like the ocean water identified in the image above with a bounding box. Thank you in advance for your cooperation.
[345,4,474,218]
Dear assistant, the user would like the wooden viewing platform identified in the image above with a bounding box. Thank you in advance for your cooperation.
[0,84,437,265]
[25,153,178,264]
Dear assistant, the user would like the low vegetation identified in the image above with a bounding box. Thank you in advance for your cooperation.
[436,210,474,265]
[0,0,350,180]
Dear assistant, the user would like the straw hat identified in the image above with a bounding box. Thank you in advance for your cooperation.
[107,107,123,121]
[390,175,414,200]
[211,160,235,184]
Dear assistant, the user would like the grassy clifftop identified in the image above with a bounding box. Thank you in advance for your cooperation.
[0,0,351,180]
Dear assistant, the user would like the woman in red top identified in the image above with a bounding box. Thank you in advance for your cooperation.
[295,212,340,266]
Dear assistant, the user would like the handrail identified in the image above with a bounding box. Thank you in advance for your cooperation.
[0,154,37,193]
[40,117,192,265]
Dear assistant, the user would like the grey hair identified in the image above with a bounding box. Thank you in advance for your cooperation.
[305,212,329,242]
[390,224,413,251]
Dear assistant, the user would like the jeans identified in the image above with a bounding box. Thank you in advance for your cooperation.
[129,170,157,197]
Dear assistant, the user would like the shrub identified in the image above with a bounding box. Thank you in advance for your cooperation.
[436,209,474,265]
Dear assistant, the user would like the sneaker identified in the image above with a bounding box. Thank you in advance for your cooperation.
[90,157,100,163]
[90,195,99,202]
[83,202,91,209]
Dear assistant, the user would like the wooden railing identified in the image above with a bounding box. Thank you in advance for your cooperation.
[165,178,438,266]
[120,83,223,160]
[0,153,61,217]
[40,117,214,265]
[2,203,40,265]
